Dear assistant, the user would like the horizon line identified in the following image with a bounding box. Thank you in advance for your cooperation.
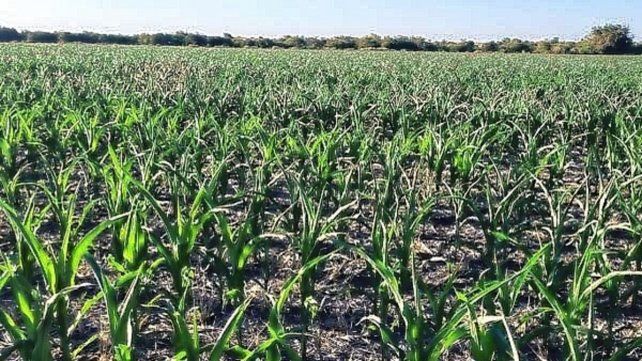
[2,24,616,43]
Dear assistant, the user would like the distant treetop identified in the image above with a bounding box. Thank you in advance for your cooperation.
[0,24,639,55]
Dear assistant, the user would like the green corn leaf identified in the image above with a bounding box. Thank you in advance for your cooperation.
[213,212,233,245]
[87,255,121,343]
[10,277,37,332]
[241,337,279,361]
[580,271,642,301]
[276,252,335,315]
[353,247,404,313]
[530,277,579,361]
[69,213,128,284]
[0,308,26,343]
[149,234,177,270]
[0,198,57,291]
[167,307,199,361]
[209,297,252,361]
[130,178,178,242]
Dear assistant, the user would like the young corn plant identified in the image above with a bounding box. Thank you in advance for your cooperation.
[529,242,642,360]
[86,255,145,361]
[240,131,276,291]
[103,145,137,264]
[7,194,47,282]
[212,207,263,307]
[356,244,547,361]
[362,136,406,359]
[530,174,583,294]
[0,196,125,361]
[467,161,529,283]
[395,186,433,292]
[238,253,335,361]
[0,107,35,181]
[108,209,149,275]
[528,173,642,359]
[131,177,213,309]
[461,295,512,361]
[0,263,89,361]
[448,123,493,186]
[156,293,252,361]
[0,158,26,208]
[418,123,449,188]
[68,109,107,161]
[97,207,153,357]
[368,206,396,360]
[284,174,356,359]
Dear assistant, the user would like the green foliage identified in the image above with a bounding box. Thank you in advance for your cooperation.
[24,31,58,43]
[326,36,358,49]
[499,37,533,53]
[0,45,641,361]
[0,26,22,42]
[357,34,383,49]
[584,24,634,54]
[3,23,639,54]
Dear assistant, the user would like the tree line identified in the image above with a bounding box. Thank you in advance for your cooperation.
[0,24,639,54]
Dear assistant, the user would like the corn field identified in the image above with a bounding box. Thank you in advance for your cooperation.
[1,44,642,360]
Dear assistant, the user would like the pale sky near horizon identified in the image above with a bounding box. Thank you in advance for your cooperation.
[0,0,640,41]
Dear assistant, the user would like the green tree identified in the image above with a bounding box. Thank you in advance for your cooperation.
[207,35,234,47]
[25,31,58,43]
[59,32,100,44]
[499,38,533,53]
[450,40,475,52]
[326,36,358,49]
[584,24,633,54]
[0,26,22,42]
[304,37,325,49]
[480,41,499,52]
[279,35,306,48]
[99,34,137,45]
[357,34,382,49]
[550,42,573,54]
[534,40,552,54]
[256,37,275,48]
[184,33,207,46]
[382,36,421,51]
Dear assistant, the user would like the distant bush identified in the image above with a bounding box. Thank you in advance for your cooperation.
[382,36,421,51]
[207,35,234,47]
[479,41,499,52]
[99,34,137,45]
[278,35,306,48]
[549,42,572,54]
[326,36,358,49]
[232,37,253,48]
[499,38,533,53]
[0,26,22,42]
[3,23,640,56]
[449,40,475,52]
[59,32,100,44]
[143,33,186,46]
[254,37,275,48]
[533,41,551,54]
[304,37,326,49]
[584,24,634,54]
[25,31,58,43]
[357,34,382,49]
[185,33,207,47]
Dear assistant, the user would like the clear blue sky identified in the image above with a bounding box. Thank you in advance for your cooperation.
[1,0,640,41]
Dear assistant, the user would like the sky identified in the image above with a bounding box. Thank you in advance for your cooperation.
[0,0,640,41]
